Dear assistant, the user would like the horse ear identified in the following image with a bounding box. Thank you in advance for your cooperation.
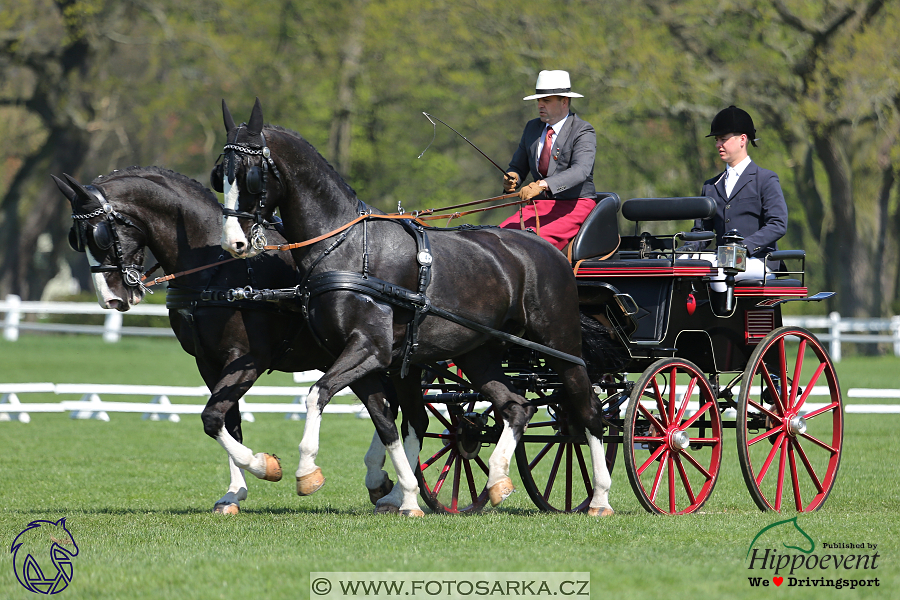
[62,173,100,212]
[247,97,264,135]
[51,174,76,204]
[222,99,236,132]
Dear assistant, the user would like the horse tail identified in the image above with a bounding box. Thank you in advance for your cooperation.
[580,311,629,384]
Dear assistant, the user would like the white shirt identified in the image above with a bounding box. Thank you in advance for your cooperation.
[536,114,569,172]
[726,155,752,198]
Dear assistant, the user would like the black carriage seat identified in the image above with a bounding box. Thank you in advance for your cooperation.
[568,192,621,263]
[621,196,716,232]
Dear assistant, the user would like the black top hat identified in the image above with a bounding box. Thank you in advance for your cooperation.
[707,105,758,147]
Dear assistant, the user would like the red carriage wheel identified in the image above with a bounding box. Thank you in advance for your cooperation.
[514,393,620,513]
[736,327,843,512]
[624,358,723,514]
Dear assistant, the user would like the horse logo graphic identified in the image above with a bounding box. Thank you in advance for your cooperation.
[10,518,79,594]
[746,516,815,559]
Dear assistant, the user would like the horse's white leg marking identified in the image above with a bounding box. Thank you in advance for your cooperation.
[487,420,517,488]
[364,430,389,489]
[215,426,270,479]
[296,385,323,478]
[585,428,613,512]
[215,456,249,508]
[375,430,421,514]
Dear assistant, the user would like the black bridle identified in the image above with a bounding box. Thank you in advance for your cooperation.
[69,186,150,292]
[212,127,282,251]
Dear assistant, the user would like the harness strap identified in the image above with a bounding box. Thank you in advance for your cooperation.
[302,271,585,368]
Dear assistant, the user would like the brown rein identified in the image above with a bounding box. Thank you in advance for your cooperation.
[141,192,533,287]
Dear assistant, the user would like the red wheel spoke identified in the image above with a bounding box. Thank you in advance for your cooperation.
[675,375,698,424]
[681,400,715,429]
[667,453,677,513]
[565,443,573,511]
[650,378,669,426]
[638,402,667,434]
[792,438,824,493]
[674,455,697,506]
[463,459,480,505]
[778,338,789,410]
[775,436,788,511]
[748,399,783,422]
[799,432,838,454]
[426,404,454,430]
[450,453,463,511]
[679,448,713,480]
[474,455,490,476]
[748,424,784,447]
[638,443,668,476]
[668,367,678,424]
[543,442,565,500]
[802,401,840,421]
[759,360,786,415]
[649,450,668,502]
[789,339,807,409]
[573,443,593,497]
[528,442,554,470]
[793,362,827,413]
[433,451,456,496]
[421,441,452,470]
[755,431,786,485]
[788,442,803,511]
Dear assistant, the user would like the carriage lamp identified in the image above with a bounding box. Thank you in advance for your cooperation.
[717,230,747,312]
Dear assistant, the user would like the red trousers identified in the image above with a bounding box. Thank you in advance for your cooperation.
[499,198,596,250]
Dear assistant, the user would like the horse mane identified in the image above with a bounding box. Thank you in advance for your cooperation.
[90,166,219,205]
[264,124,358,198]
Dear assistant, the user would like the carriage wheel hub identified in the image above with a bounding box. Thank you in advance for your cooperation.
[787,415,807,437]
[456,412,487,460]
[668,430,691,452]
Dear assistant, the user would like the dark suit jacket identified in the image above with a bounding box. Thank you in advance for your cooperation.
[508,113,596,200]
[690,160,788,260]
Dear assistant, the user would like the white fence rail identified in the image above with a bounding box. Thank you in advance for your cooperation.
[3,295,900,361]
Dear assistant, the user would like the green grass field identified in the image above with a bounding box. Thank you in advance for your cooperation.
[1,335,898,599]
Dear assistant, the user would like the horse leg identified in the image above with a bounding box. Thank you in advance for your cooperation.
[363,431,393,504]
[213,456,249,515]
[549,358,614,516]
[455,350,535,507]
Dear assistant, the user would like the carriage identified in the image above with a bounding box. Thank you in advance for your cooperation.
[414,193,842,515]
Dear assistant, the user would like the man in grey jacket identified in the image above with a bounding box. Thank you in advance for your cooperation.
[501,70,597,250]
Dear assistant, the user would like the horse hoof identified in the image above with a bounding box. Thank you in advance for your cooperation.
[263,454,283,482]
[368,475,394,505]
[400,508,425,518]
[587,506,615,517]
[212,503,240,515]
[488,477,514,507]
[296,467,325,496]
[374,503,400,515]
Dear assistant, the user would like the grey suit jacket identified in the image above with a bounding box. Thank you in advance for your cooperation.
[507,113,597,200]
[690,160,788,260]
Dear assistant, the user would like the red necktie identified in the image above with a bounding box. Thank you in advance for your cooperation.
[538,126,554,178]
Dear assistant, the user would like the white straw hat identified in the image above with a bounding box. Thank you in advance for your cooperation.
[523,70,584,101]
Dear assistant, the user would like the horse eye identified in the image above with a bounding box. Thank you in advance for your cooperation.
[91,223,113,250]
[246,166,261,194]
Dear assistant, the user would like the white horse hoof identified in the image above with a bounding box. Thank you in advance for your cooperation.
[212,503,240,515]
[488,477,515,507]
[400,508,425,517]
[296,467,325,496]
[587,506,615,517]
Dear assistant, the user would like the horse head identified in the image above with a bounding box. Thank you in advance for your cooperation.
[53,173,147,311]
[215,98,284,258]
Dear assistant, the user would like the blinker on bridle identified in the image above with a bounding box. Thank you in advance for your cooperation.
[214,127,282,250]
[69,185,150,292]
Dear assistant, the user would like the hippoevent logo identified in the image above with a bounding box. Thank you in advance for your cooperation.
[745,517,880,590]
[10,518,79,594]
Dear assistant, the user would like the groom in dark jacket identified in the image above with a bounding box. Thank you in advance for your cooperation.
[500,70,597,250]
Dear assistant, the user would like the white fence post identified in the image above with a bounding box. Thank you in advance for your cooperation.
[892,315,900,357]
[103,311,123,343]
[829,311,842,362]
[3,294,21,341]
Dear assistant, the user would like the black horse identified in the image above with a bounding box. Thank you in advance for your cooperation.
[54,167,395,513]
[214,99,614,517]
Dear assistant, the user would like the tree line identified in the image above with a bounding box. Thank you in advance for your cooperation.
[1,0,898,318]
